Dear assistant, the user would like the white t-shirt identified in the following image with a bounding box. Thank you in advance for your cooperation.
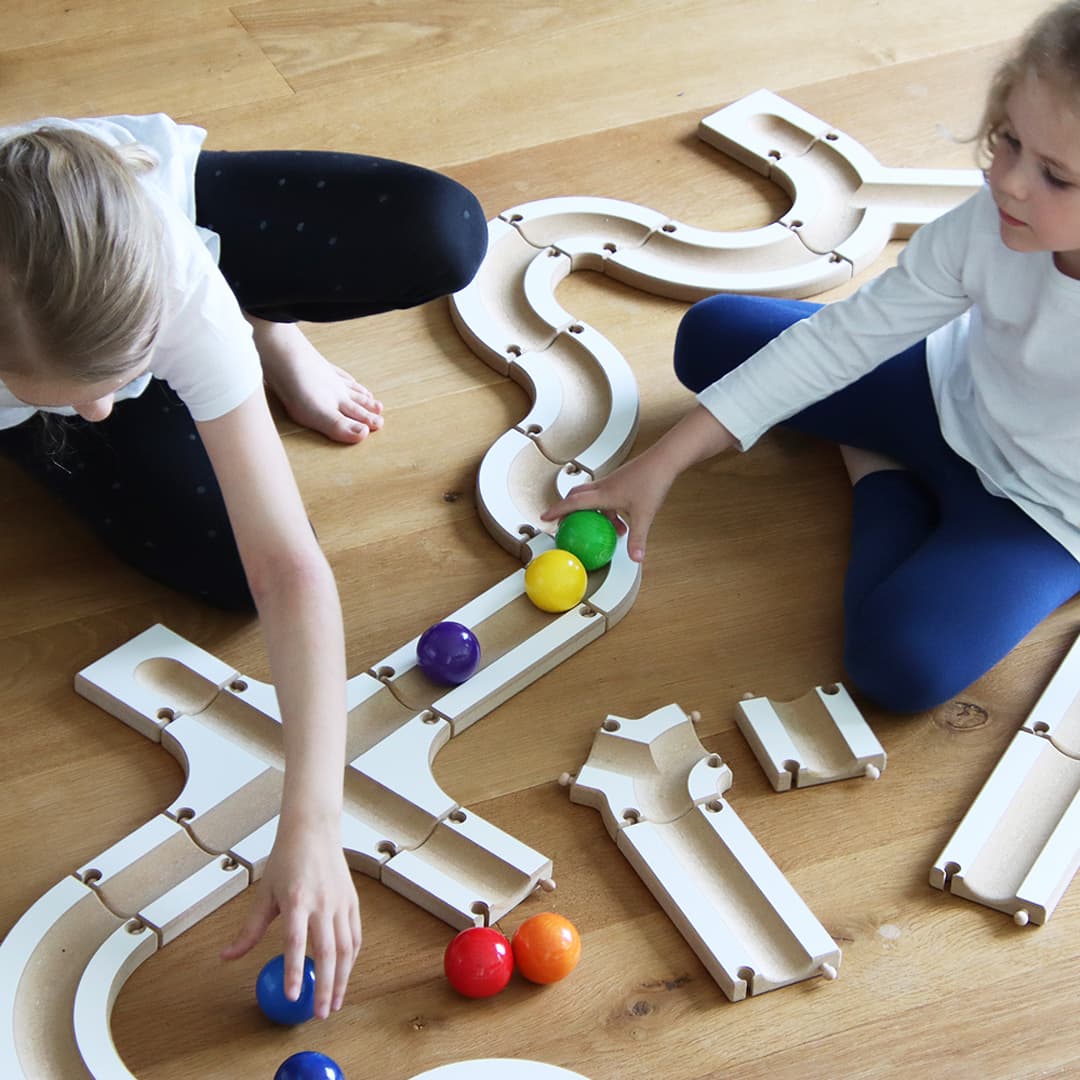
[697,183,1080,562]
[0,113,262,429]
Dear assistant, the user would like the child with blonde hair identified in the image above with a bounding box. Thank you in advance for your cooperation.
[545,0,1080,714]
[0,113,487,1016]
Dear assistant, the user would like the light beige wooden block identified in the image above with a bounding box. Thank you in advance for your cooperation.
[510,325,639,478]
[76,814,222,918]
[569,703,732,839]
[410,1060,591,1079]
[449,217,566,373]
[73,858,248,1079]
[618,802,840,1001]
[345,713,457,854]
[581,539,642,629]
[161,712,284,854]
[736,683,886,791]
[433,601,606,736]
[381,805,553,929]
[500,194,668,251]
[607,218,852,301]
[369,546,551,710]
[74,623,238,741]
[1019,630,1080,759]
[0,876,125,1080]
[476,428,591,559]
[930,728,1080,927]
[71,918,156,1080]
[696,88,833,175]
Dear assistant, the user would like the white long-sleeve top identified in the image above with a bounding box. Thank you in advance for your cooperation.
[697,183,1080,562]
[0,114,261,430]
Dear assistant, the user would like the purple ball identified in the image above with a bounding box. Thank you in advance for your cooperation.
[416,621,481,684]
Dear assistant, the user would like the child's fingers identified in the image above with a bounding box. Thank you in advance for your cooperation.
[221,889,278,961]
[539,481,605,522]
[306,911,337,1019]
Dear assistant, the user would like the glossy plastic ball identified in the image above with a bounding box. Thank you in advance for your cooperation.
[555,510,618,572]
[417,620,481,684]
[443,926,514,998]
[511,912,582,984]
[274,1050,346,1080]
[256,954,317,1026]
[524,549,587,613]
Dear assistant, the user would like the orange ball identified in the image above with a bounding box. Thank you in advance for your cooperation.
[511,912,582,984]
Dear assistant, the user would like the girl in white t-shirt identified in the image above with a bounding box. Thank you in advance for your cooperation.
[0,118,486,1016]
[545,0,1080,714]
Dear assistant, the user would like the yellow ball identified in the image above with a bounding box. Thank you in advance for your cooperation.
[525,549,588,612]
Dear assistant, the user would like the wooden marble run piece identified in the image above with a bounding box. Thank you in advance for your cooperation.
[73,856,249,1079]
[370,536,638,737]
[410,1061,591,1080]
[1019,631,1080,759]
[73,623,239,741]
[0,876,125,1080]
[930,631,1080,925]
[569,703,733,838]
[344,713,457,859]
[606,217,852,301]
[736,683,886,791]
[696,87,834,174]
[477,429,590,559]
[500,195,669,252]
[697,89,981,275]
[568,704,839,1001]
[930,729,1080,927]
[511,324,639,478]
[382,806,553,929]
[449,217,573,373]
[619,802,840,1002]
[76,814,225,918]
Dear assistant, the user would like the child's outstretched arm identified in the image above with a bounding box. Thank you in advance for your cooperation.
[542,405,736,562]
[195,388,360,1020]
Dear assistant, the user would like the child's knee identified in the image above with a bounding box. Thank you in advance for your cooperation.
[673,295,753,392]
[419,176,488,295]
[844,631,963,714]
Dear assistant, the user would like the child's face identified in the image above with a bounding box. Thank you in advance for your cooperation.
[2,359,150,422]
[988,71,1080,279]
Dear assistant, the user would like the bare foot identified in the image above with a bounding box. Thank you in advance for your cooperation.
[839,444,904,485]
[246,316,384,444]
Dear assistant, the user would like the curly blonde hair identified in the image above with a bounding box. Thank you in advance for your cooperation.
[976,1,1080,166]
[0,127,166,384]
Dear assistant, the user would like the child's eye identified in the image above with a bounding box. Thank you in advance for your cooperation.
[1043,167,1073,190]
[999,131,1020,152]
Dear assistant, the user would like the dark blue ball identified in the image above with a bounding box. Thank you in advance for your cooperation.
[416,620,481,684]
[274,1050,345,1080]
[256,954,316,1026]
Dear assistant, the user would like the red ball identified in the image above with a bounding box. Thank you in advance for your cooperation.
[511,913,581,984]
[443,926,514,998]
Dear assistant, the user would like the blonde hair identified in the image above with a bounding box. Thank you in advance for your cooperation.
[0,127,166,384]
[976,1,1080,165]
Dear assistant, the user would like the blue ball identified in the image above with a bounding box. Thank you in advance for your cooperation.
[274,1050,345,1080]
[256,954,316,1026]
[416,620,481,684]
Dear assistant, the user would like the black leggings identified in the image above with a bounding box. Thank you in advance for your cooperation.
[0,150,488,609]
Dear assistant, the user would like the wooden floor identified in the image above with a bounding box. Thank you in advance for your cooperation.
[2,2,1077,1078]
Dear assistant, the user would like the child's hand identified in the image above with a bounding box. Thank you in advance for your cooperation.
[221,821,361,1019]
[541,450,676,563]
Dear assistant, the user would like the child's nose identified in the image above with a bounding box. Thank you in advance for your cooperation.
[997,158,1028,200]
[73,393,116,422]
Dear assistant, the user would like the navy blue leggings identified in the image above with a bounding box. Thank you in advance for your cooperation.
[0,150,488,610]
[674,294,1080,712]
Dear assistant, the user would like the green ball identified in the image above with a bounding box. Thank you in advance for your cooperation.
[555,510,618,572]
